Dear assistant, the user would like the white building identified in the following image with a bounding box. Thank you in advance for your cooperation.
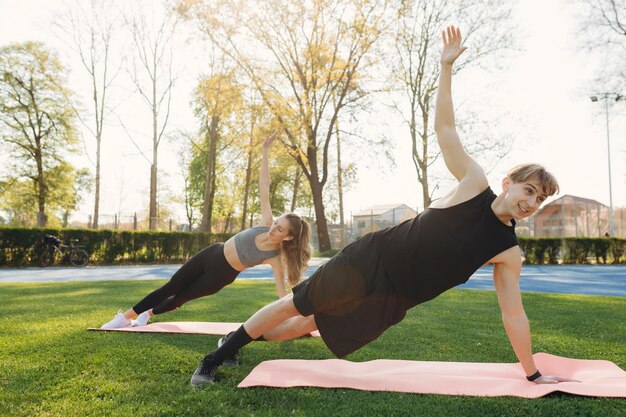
[352,204,418,236]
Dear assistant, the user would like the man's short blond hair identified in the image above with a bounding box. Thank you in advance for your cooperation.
[508,163,559,196]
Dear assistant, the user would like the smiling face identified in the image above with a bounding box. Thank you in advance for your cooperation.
[268,215,294,241]
[503,176,548,220]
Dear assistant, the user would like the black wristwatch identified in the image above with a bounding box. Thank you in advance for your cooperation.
[526,370,542,381]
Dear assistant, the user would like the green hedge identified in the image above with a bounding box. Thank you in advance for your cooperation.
[518,237,626,264]
[1,227,625,267]
[0,227,234,267]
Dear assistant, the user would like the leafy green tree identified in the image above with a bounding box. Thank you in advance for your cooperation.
[178,0,387,251]
[191,69,244,232]
[187,92,303,233]
[0,42,80,226]
[0,177,38,226]
[0,163,90,227]
[234,102,306,231]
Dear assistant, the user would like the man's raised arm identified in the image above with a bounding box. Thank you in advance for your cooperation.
[435,26,483,185]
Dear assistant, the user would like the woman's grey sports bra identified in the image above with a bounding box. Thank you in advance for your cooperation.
[234,226,280,267]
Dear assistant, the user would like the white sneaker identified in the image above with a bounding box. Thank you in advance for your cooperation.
[132,311,151,327]
[100,310,131,329]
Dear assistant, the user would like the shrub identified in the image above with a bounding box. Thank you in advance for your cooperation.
[0,227,235,267]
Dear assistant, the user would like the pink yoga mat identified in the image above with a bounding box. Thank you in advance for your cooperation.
[89,321,321,337]
[89,321,242,335]
[238,353,626,398]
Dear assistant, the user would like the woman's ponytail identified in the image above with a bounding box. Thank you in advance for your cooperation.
[280,213,312,287]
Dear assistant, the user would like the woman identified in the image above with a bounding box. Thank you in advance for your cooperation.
[101,133,312,329]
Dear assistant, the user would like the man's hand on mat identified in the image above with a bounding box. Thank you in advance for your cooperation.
[533,375,581,384]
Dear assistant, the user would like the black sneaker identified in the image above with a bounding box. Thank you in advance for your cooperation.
[217,331,239,367]
[190,353,221,387]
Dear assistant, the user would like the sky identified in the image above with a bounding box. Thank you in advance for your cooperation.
[0,0,625,226]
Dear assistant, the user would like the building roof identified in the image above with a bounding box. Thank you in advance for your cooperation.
[353,204,414,217]
[535,194,606,217]
[548,194,605,206]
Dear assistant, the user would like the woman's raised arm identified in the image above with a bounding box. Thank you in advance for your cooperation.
[259,132,277,226]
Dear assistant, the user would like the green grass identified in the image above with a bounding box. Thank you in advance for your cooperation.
[1,280,624,417]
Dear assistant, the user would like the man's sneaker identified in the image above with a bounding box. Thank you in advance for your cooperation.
[190,353,221,387]
[217,331,239,367]
[100,310,131,329]
[132,311,151,327]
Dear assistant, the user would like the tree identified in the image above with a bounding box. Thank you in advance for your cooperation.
[235,101,260,230]
[191,70,244,232]
[174,135,199,230]
[178,0,388,251]
[53,0,121,229]
[234,99,307,231]
[47,163,93,227]
[124,1,178,230]
[578,0,626,90]
[0,177,38,226]
[240,125,305,226]
[580,0,626,45]
[186,81,304,233]
[0,42,80,226]
[390,0,514,209]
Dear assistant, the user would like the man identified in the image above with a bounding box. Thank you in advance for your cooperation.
[190,26,576,387]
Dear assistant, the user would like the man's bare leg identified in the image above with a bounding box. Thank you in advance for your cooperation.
[242,293,302,338]
[262,315,317,341]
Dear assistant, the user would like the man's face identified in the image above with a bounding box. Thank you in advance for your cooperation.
[504,177,548,220]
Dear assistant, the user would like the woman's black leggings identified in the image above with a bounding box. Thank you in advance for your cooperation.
[132,243,240,315]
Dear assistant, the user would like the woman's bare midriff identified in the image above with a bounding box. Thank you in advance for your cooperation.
[223,238,246,271]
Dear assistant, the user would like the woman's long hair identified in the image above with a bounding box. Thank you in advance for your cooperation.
[280,213,312,287]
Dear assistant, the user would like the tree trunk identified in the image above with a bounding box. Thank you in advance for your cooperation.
[208,139,217,229]
[183,173,194,231]
[186,213,193,231]
[241,137,254,231]
[420,158,431,208]
[335,118,345,246]
[35,139,47,227]
[149,82,159,230]
[149,158,158,230]
[224,212,232,233]
[410,101,433,210]
[200,117,219,232]
[92,138,101,228]
[290,168,301,213]
[420,109,432,208]
[301,131,331,251]
[309,179,331,252]
[200,133,212,232]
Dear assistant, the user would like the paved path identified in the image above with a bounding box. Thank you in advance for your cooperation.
[458,265,626,297]
[1,260,625,297]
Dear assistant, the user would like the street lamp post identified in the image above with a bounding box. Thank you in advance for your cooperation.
[590,93,625,237]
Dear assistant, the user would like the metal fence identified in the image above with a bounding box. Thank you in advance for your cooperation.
[65,213,190,232]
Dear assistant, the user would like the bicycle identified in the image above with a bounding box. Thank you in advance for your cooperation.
[39,235,90,267]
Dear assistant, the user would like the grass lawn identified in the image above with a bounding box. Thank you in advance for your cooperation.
[1,279,624,417]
